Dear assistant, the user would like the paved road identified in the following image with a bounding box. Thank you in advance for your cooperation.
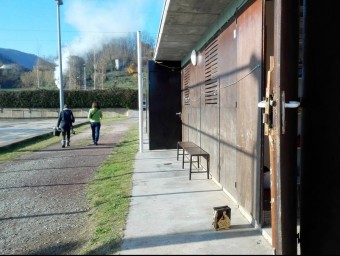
[0,118,88,148]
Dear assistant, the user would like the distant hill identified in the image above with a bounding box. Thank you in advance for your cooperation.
[0,48,38,70]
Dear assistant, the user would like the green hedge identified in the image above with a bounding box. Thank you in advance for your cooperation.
[0,88,138,109]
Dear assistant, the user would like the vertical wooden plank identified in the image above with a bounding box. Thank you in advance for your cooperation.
[266,56,277,250]
[273,0,299,254]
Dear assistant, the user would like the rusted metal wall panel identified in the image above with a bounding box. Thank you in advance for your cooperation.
[181,57,205,144]
[201,106,220,179]
[190,59,204,146]
[181,0,263,218]
[235,0,263,213]
[218,17,238,198]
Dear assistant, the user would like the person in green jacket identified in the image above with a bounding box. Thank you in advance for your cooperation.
[88,101,103,145]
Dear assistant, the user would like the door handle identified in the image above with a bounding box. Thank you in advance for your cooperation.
[176,112,181,116]
[281,91,300,134]
[258,96,274,134]
[257,100,273,108]
[284,101,300,108]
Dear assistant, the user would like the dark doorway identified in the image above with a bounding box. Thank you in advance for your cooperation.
[300,1,340,254]
[148,61,182,150]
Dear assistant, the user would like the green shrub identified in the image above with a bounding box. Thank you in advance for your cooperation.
[0,88,138,109]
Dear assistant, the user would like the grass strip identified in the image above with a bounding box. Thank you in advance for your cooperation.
[79,123,139,255]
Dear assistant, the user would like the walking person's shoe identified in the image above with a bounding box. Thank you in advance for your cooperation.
[67,141,70,147]
[61,140,66,148]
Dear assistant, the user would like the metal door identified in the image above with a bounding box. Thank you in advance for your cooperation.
[148,61,182,149]
[271,0,300,254]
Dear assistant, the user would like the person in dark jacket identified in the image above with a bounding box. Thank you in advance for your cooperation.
[57,104,75,148]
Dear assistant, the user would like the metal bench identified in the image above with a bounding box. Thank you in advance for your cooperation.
[177,141,198,161]
[177,141,210,180]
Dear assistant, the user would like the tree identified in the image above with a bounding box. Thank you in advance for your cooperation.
[20,71,35,88]
[67,56,85,90]
[34,58,55,89]
[1,64,26,88]
[141,31,155,62]
[127,63,137,75]
[11,31,155,90]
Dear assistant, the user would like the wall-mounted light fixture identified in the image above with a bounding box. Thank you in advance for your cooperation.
[191,49,197,66]
[234,16,237,39]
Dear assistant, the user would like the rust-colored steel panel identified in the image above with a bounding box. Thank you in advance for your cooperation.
[272,0,299,254]
[181,0,264,238]
[235,0,263,213]
[218,16,238,196]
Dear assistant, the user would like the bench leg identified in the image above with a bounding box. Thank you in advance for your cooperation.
[182,148,185,169]
[189,155,193,180]
[207,155,210,179]
[177,143,179,161]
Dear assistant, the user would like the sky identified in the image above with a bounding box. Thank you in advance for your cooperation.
[0,0,165,59]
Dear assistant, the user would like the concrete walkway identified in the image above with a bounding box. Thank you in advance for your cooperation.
[119,139,273,254]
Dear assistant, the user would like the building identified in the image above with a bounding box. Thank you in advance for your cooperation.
[148,0,340,255]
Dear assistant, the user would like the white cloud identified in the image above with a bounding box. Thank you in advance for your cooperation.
[65,0,146,54]
[54,0,149,84]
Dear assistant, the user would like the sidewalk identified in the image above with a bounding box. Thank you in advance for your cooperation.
[119,136,274,254]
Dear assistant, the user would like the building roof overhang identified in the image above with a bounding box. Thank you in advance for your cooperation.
[154,0,245,65]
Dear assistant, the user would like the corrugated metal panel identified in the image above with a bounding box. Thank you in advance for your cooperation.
[183,65,191,105]
[204,39,219,105]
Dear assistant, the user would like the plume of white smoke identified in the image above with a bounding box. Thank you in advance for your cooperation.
[54,0,149,88]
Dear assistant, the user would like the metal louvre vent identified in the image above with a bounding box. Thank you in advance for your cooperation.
[204,39,219,105]
[183,65,190,105]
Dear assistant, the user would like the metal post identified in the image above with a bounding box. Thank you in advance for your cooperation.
[56,0,64,112]
[36,59,40,89]
[83,64,86,90]
[93,49,96,90]
[137,31,143,152]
